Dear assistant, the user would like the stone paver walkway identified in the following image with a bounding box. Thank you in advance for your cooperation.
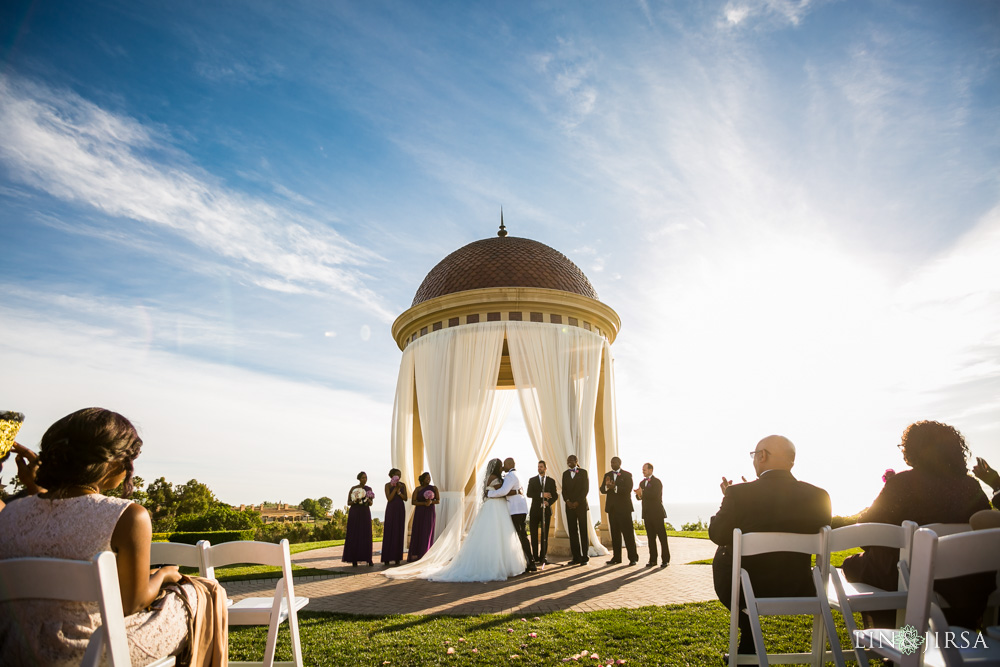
[224,537,718,616]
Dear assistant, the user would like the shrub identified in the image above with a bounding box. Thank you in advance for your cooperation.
[176,506,264,532]
[681,519,708,531]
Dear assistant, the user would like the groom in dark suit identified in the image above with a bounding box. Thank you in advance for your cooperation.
[709,435,831,655]
[600,456,639,565]
[526,460,558,564]
[636,462,669,567]
[562,454,590,565]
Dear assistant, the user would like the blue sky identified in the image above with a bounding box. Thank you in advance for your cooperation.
[2,0,998,514]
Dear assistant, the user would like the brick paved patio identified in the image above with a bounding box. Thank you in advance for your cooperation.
[223,537,718,615]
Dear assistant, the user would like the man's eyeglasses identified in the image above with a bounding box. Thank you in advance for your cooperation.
[749,449,769,459]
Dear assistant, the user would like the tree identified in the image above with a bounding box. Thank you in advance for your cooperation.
[173,479,219,516]
[175,506,263,532]
[300,497,331,520]
[317,496,333,513]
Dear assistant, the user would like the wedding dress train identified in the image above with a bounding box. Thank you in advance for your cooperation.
[384,480,526,582]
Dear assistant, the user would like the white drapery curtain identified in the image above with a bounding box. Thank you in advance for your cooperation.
[506,322,610,557]
[386,323,511,578]
[390,350,417,531]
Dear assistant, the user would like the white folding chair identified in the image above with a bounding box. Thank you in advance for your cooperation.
[856,527,1000,667]
[728,527,846,667]
[826,521,918,666]
[0,551,176,667]
[200,539,308,667]
[150,540,208,569]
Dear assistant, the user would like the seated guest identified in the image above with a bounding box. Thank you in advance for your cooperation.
[842,420,992,628]
[0,408,226,666]
[709,435,831,655]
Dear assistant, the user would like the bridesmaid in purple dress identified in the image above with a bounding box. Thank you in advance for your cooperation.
[380,468,407,565]
[342,471,374,566]
[406,472,439,562]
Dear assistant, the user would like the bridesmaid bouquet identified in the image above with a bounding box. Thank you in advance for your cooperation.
[390,475,400,486]
[422,489,435,500]
[350,487,368,504]
[365,488,375,500]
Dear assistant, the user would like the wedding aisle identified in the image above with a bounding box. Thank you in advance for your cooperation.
[222,537,717,616]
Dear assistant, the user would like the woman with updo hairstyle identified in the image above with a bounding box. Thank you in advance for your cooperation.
[342,471,374,566]
[842,420,992,628]
[381,468,407,566]
[0,408,223,666]
[406,471,438,562]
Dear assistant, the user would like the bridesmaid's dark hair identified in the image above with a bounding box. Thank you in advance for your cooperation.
[388,468,401,478]
[418,471,431,486]
[899,421,970,477]
[357,471,367,481]
[35,408,143,497]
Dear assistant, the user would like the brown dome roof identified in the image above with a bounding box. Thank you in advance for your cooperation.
[412,236,598,307]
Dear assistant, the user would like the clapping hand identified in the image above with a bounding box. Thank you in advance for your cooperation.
[973,457,1000,491]
[720,476,747,494]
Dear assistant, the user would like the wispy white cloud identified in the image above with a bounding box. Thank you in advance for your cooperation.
[0,75,393,321]
[721,0,820,28]
[0,303,391,504]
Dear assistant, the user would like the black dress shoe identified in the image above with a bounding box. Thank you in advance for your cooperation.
[627,559,638,566]
[526,564,537,572]
[645,562,656,568]
[661,561,670,568]
[580,559,589,565]
[606,558,622,565]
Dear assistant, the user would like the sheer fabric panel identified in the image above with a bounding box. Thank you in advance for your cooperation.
[506,322,609,556]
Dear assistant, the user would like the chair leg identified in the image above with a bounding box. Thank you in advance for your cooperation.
[741,571,769,667]
[261,581,285,667]
[729,596,740,667]
[830,570,869,667]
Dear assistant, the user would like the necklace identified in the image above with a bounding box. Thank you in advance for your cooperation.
[71,483,102,495]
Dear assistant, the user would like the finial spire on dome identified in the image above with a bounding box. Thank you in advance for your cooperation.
[498,207,507,237]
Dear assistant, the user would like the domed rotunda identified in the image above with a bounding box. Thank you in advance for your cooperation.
[388,220,621,559]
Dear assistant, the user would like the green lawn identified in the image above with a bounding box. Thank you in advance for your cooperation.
[230,602,879,666]
[289,539,345,554]
[634,529,710,539]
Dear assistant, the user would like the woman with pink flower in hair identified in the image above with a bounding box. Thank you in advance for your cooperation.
[342,471,375,567]
[407,472,438,562]
[380,468,407,566]
[842,420,991,628]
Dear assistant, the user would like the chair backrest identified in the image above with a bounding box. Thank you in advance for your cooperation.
[149,540,207,569]
[199,538,290,577]
[904,527,1000,634]
[737,528,829,558]
[829,520,917,552]
[922,523,972,537]
[0,551,130,666]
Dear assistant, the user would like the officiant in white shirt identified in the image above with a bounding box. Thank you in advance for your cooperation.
[488,458,537,573]
[526,460,559,565]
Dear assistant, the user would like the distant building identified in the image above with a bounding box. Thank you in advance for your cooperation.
[238,502,315,524]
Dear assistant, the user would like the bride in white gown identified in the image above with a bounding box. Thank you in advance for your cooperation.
[385,458,526,582]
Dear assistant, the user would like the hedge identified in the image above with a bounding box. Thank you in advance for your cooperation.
[150,530,256,545]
